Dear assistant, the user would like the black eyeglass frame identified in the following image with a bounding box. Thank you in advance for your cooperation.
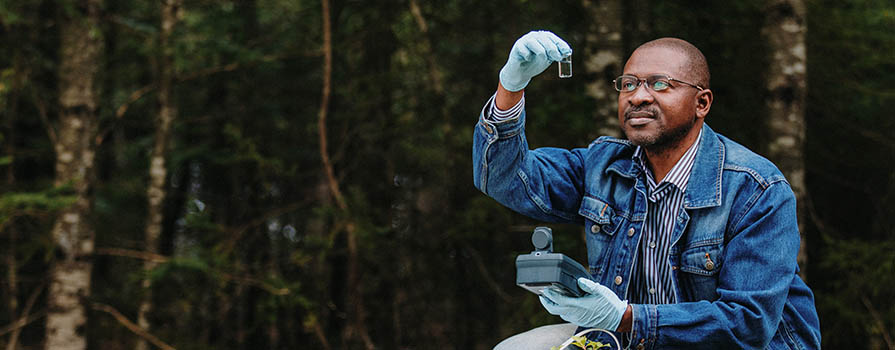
[613,74,704,92]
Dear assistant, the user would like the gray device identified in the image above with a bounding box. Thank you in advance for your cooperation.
[515,226,590,297]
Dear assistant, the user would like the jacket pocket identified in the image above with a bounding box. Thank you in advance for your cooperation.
[678,241,723,301]
[579,196,620,277]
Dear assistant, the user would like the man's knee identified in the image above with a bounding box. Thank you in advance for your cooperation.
[493,323,578,350]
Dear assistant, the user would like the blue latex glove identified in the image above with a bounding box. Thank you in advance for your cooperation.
[499,30,572,92]
[540,277,628,331]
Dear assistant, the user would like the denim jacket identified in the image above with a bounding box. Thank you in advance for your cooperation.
[473,103,821,349]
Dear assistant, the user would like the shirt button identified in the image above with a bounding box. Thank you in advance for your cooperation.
[627,227,635,237]
[614,276,623,285]
[649,287,656,294]
[649,241,656,248]
[591,224,600,233]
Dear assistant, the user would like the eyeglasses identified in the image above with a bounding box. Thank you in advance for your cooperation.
[613,74,704,92]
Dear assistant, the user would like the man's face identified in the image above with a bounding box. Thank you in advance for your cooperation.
[617,46,702,151]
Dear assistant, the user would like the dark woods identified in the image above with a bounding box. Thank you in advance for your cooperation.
[0,0,893,349]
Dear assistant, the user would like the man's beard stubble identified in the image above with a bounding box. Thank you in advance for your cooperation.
[621,106,696,154]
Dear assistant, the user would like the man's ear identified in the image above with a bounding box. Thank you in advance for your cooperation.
[695,89,713,119]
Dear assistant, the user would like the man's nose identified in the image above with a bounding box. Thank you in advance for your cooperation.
[628,83,654,106]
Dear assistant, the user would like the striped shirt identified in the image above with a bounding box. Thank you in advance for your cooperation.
[487,94,701,305]
[487,93,525,122]
[628,130,701,305]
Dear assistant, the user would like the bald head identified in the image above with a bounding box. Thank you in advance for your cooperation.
[631,38,710,89]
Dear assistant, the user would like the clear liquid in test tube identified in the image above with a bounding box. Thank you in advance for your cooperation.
[558,54,572,78]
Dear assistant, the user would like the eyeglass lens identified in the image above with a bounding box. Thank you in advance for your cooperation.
[615,75,672,92]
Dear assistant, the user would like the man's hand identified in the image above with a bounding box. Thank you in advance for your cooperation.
[540,277,628,331]
[499,31,572,92]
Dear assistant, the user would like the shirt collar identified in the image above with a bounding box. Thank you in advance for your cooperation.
[632,128,703,193]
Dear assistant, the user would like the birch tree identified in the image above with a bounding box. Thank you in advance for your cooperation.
[762,0,808,272]
[135,1,181,350]
[45,0,103,349]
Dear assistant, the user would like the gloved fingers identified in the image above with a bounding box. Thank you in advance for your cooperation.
[510,36,533,61]
[539,295,572,316]
[541,31,572,58]
[577,277,604,295]
[530,31,563,62]
[541,288,577,306]
[519,34,548,62]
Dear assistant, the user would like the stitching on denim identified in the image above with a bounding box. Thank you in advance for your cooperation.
[781,316,804,350]
[715,137,724,205]
[649,305,658,349]
[593,136,633,147]
[682,237,724,250]
[496,124,523,139]
[729,182,778,238]
[579,195,620,224]
[517,169,576,221]
[724,164,770,189]
[516,169,550,216]
[479,135,492,194]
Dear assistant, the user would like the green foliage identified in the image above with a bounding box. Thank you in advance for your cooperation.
[2,0,893,348]
[551,335,611,350]
[0,185,76,227]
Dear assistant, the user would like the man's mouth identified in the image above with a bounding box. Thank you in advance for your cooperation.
[624,109,657,126]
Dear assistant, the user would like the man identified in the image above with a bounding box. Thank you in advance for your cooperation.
[473,31,821,349]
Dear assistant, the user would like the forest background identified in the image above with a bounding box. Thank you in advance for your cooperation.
[1,0,894,349]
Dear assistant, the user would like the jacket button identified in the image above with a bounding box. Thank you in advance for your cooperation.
[483,124,493,133]
[705,260,715,271]
[627,227,635,236]
[614,276,623,285]
[591,224,600,233]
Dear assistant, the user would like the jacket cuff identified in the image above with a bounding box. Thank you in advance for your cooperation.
[630,304,658,350]
[478,94,525,140]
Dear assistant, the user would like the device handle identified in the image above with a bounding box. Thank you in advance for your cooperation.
[531,226,553,252]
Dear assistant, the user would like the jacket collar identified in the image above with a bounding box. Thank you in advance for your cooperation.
[684,124,724,208]
[606,123,724,209]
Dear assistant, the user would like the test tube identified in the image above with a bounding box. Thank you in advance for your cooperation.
[558,54,572,78]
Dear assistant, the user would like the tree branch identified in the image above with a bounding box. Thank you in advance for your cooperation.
[216,199,312,255]
[861,295,894,350]
[4,284,44,350]
[462,244,513,302]
[95,247,170,263]
[408,0,445,95]
[98,52,299,146]
[94,247,289,295]
[0,309,46,338]
[91,302,177,350]
[28,87,57,146]
[317,0,346,211]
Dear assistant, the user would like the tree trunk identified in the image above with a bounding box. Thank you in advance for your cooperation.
[581,0,625,138]
[45,0,103,349]
[135,1,181,350]
[317,0,373,348]
[4,54,23,340]
[762,0,808,275]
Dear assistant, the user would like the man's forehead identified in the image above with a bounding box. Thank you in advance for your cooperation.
[623,46,688,77]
